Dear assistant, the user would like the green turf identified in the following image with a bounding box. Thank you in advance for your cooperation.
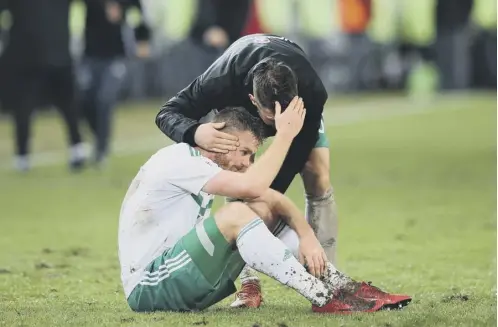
[0,94,496,326]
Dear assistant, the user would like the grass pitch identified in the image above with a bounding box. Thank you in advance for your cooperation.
[0,93,496,326]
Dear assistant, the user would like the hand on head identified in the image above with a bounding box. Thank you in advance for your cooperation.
[194,122,239,153]
[274,96,306,140]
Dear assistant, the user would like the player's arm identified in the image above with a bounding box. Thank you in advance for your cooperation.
[203,133,294,199]
[257,189,313,238]
[155,63,238,151]
[247,188,327,277]
[155,76,212,143]
[203,98,306,199]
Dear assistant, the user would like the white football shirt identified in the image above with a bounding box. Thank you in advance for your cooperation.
[118,143,222,298]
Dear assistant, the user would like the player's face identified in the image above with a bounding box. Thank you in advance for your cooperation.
[249,94,275,126]
[214,131,259,172]
[256,107,275,126]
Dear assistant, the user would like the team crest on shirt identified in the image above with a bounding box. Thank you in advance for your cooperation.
[253,36,271,44]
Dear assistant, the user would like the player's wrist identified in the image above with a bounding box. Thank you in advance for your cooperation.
[296,225,315,239]
[274,132,295,145]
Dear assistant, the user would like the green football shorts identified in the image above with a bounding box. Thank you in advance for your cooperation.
[127,217,245,312]
[315,115,329,148]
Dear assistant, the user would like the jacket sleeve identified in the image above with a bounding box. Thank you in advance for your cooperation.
[155,71,234,145]
[270,86,327,193]
[270,110,321,194]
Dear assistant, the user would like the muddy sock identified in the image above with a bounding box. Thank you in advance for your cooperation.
[236,218,332,306]
[306,188,338,265]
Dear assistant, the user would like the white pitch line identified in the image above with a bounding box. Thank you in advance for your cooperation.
[0,96,469,170]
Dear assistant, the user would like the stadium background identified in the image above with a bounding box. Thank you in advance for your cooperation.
[0,1,496,326]
[1,0,496,104]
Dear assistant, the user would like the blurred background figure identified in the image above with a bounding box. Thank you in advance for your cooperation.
[78,0,150,167]
[189,0,251,51]
[188,0,251,76]
[0,0,86,172]
[435,0,473,90]
[469,0,497,89]
[0,0,495,170]
[151,0,251,92]
[338,0,372,91]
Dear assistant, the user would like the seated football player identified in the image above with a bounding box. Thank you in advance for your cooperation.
[119,101,411,313]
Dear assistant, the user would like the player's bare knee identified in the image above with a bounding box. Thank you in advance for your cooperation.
[214,202,258,242]
[301,165,330,197]
[245,201,278,231]
[301,148,331,196]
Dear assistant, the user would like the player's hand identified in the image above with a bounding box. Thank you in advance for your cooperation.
[274,96,306,141]
[298,232,327,278]
[203,26,229,49]
[105,1,123,23]
[136,41,151,59]
[194,122,239,153]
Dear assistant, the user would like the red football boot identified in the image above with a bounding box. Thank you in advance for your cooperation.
[353,281,412,310]
[312,290,385,314]
[230,280,263,308]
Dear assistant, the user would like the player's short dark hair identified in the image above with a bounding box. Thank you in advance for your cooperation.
[252,58,298,112]
[212,107,266,144]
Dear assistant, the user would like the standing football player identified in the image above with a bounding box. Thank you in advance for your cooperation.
[155,34,379,308]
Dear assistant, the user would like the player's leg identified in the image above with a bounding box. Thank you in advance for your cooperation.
[228,199,281,308]
[10,68,42,171]
[12,103,33,171]
[127,213,242,312]
[128,202,330,312]
[229,202,387,313]
[300,116,338,265]
[230,201,303,308]
[93,59,126,165]
[277,225,412,311]
[228,200,281,308]
[217,202,333,306]
[77,58,100,144]
[298,118,412,309]
[50,64,86,171]
[126,201,258,312]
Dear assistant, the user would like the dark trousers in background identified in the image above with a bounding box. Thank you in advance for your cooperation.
[471,30,497,88]
[345,33,376,90]
[435,27,472,90]
[78,57,127,161]
[5,64,82,156]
